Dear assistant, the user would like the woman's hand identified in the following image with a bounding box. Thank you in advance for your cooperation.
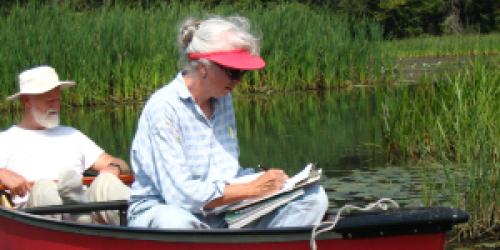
[204,168,289,209]
[0,168,31,196]
[250,169,289,197]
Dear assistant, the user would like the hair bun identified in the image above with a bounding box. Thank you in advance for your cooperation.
[180,19,201,50]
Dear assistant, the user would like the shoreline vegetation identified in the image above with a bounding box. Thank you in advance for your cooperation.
[0,1,498,245]
[378,59,499,242]
[1,1,498,107]
[0,1,388,105]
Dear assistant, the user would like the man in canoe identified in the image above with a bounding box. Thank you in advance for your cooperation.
[127,15,328,229]
[0,65,130,225]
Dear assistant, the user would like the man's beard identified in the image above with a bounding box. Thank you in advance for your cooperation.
[32,108,59,129]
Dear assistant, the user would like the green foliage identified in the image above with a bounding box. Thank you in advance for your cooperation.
[328,0,497,37]
[379,0,408,10]
[383,33,500,58]
[0,1,181,105]
[379,58,499,239]
[2,0,497,37]
[0,1,388,107]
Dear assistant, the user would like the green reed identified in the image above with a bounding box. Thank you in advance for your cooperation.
[379,59,499,240]
[0,2,181,106]
[240,3,387,91]
[0,1,387,108]
[383,33,500,59]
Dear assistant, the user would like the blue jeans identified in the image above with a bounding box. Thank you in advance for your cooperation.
[127,183,328,229]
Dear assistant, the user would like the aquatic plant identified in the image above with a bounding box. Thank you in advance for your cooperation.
[383,33,500,58]
[379,58,499,240]
[0,1,386,108]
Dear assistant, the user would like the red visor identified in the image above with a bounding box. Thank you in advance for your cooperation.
[188,49,265,70]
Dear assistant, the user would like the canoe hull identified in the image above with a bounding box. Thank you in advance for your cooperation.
[0,206,465,250]
[0,216,445,250]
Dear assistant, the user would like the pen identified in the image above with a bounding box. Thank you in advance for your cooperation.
[257,164,269,172]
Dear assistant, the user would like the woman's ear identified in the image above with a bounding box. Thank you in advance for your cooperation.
[198,63,208,79]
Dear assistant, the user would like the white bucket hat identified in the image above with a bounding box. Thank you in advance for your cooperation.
[7,65,75,101]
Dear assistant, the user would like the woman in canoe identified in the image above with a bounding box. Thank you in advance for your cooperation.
[127,15,328,229]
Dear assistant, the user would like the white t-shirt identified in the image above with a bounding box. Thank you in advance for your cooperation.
[0,125,104,205]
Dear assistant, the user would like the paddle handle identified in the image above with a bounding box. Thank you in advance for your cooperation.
[0,174,135,191]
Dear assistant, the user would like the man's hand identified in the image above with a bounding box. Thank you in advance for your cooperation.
[92,153,130,177]
[0,168,30,196]
[250,169,289,198]
[98,163,121,177]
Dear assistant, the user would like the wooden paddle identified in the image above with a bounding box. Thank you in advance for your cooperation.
[0,191,13,208]
[0,174,135,191]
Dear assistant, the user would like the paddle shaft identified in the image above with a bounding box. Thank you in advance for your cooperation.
[0,174,134,191]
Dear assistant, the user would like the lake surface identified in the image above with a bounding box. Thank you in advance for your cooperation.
[0,89,450,211]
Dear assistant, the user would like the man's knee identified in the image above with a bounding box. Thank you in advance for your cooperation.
[27,179,63,220]
[86,173,130,225]
[87,173,130,202]
[28,179,62,207]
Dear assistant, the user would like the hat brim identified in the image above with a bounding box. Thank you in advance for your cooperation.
[6,81,75,101]
[189,50,265,70]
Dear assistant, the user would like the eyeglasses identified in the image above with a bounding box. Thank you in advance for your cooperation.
[217,64,246,81]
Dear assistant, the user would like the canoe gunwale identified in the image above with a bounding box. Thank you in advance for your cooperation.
[1,207,339,243]
[0,205,468,243]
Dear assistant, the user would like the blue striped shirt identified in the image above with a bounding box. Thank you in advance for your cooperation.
[129,72,248,213]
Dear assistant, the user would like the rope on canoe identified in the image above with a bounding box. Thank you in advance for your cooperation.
[310,198,400,250]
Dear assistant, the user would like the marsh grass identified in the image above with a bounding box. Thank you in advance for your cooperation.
[2,2,495,108]
[379,58,499,240]
[383,33,500,59]
[242,3,387,91]
[0,2,181,106]
[0,1,387,108]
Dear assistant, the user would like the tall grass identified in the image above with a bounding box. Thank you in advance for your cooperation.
[379,58,499,240]
[242,3,387,91]
[0,2,181,106]
[383,33,500,59]
[0,1,387,108]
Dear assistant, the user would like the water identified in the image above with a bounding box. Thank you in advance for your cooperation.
[0,89,443,210]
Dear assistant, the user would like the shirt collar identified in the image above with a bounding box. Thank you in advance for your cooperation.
[174,72,193,101]
[174,71,222,106]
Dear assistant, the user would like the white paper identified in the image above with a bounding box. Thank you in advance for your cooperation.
[225,163,315,211]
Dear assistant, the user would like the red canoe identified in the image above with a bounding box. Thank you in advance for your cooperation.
[0,204,468,250]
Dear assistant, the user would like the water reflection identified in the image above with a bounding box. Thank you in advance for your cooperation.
[235,90,384,172]
[0,90,436,209]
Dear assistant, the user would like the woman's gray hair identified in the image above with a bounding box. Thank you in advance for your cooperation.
[178,16,261,72]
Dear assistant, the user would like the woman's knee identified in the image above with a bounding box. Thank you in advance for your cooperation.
[304,184,329,212]
[146,205,203,229]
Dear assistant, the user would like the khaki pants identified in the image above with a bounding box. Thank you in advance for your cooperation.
[26,171,130,225]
